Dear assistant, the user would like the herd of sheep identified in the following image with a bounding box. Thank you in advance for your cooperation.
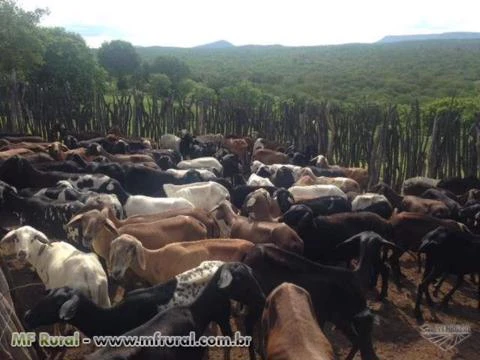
[0,131,478,360]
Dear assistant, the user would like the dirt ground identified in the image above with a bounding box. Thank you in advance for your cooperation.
[3,256,478,360]
[1,209,479,360]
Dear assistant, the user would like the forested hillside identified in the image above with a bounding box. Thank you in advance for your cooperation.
[136,40,480,103]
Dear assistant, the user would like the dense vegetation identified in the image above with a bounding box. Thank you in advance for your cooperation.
[136,40,480,104]
[1,0,480,187]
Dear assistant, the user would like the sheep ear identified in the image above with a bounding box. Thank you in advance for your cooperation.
[379,238,403,252]
[135,243,147,270]
[1,230,17,244]
[104,219,118,235]
[66,214,84,228]
[59,294,80,320]
[61,144,69,152]
[217,267,233,289]
[34,233,51,245]
[100,207,110,218]
[246,196,256,208]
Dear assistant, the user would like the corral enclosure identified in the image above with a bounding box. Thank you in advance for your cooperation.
[1,2,480,359]
[2,0,480,189]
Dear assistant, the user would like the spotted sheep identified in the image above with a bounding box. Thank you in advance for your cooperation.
[65,175,195,218]
[156,260,224,312]
[0,181,84,239]
[85,263,266,360]
[67,174,114,191]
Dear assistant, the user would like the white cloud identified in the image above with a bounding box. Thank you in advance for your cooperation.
[18,0,480,47]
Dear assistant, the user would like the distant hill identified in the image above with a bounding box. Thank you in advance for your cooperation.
[378,32,480,43]
[194,40,234,49]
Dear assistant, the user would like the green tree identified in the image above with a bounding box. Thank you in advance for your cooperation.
[0,0,47,79]
[148,73,172,97]
[0,0,47,130]
[150,55,191,85]
[35,27,102,101]
[97,40,140,78]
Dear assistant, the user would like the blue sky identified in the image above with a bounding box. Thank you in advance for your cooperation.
[19,0,480,48]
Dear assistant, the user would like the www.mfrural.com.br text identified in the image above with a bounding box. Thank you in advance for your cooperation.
[11,331,252,348]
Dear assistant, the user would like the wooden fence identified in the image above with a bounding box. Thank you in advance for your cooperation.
[1,83,479,190]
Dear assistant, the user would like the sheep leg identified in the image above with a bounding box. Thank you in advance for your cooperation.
[424,282,435,308]
[377,261,390,301]
[244,312,262,360]
[471,272,479,284]
[432,272,448,298]
[388,251,403,288]
[439,275,464,311]
[414,269,438,321]
[477,276,479,310]
[215,317,233,360]
[342,322,378,360]
[341,324,360,360]
[354,311,378,360]
[416,253,422,273]
[345,344,360,360]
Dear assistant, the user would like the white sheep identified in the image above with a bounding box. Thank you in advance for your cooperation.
[288,184,347,201]
[0,226,110,307]
[159,134,181,152]
[166,168,217,181]
[123,195,195,217]
[163,181,230,212]
[177,157,223,175]
[247,173,274,187]
[351,193,390,211]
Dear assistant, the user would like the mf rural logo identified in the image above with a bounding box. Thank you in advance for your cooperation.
[420,324,471,351]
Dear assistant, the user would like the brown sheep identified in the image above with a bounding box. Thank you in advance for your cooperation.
[252,148,289,165]
[107,235,255,284]
[215,201,303,254]
[262,283,335,360]
[66,209,208,260]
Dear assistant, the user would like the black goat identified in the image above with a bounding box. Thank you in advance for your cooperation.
[414,226,480,321]
[275,189,351,216]
[86,162,202,197]
[335,231,400,300]
[420,188,462,219]
[437,175,480,195]
[1,183,83,239]
[242,244,379,360]
[281,205,392,263]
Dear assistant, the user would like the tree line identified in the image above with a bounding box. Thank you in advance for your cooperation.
[1,0,480,189]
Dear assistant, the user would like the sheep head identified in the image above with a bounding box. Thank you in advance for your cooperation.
[108,234,146,280]
[0,226,50,261]
[47,142,68,160]
[243,188,275,221]
[213,200,237,226]
[67,209,118,249]
[216,263,266,313]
